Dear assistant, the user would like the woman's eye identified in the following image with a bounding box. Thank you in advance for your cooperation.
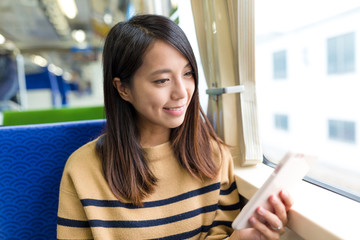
[154,79,169,84]
[184,71,194,77]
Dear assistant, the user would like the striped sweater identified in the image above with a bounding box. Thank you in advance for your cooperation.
[57,139,241,239]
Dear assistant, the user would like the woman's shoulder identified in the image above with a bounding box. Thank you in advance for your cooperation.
[210,139,232,160]
[209,139,236,186]
[63,138,101,174]
[208,138,233,173]
[59,138,106,197]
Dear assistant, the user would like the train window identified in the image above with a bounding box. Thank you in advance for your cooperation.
[256,0,360,201]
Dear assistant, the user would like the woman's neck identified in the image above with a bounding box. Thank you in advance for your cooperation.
[139,127,171,148]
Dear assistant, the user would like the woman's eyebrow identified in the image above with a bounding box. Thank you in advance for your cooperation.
[150,63,191,76]
[150,69,171,76]
[184,62,191,69]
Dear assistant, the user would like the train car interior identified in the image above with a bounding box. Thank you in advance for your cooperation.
[0,0,359,239]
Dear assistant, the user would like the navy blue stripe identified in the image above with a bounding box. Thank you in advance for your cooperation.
[210,220,232,228]
[58,204,218,228]
[81,182,221,208]
[220,181,237,195]
[58,239,94,240]
[149,226,204,240]
[148,220,233,240]
[58,216,232,239]
[218,201,242,211]
[58,238,93,240]
[57,217,90,228]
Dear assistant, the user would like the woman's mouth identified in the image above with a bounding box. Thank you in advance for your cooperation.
[164,106,184,111]
[163,105,185,116]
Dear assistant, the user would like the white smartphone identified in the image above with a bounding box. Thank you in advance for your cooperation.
[232,152,317,230]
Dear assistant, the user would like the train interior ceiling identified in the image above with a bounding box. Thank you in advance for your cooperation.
[0,0,174,117]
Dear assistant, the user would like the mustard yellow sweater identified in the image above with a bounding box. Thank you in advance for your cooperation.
[57,140,241,240]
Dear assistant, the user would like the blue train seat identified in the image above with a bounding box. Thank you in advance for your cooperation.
[0,119,105,239]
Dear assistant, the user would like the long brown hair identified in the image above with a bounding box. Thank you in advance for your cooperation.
[96,14,223,206]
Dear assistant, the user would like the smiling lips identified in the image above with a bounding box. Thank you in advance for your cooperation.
[163,105,186,116]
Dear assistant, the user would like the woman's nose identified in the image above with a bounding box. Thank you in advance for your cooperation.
[171,78,187,100]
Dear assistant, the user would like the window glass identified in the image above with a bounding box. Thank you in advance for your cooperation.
[273,50,287,79]
[328,119,356,143]
[274,114,289,131]
[255,0,360,201]
[327,32,355,74]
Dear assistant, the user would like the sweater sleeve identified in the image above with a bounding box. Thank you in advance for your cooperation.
[205,146,242,239]
[57,155,94,239]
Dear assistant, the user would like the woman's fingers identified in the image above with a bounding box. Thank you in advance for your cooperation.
[269,195,288,225]
[256,206,285,234]
[250,216,280,240]
[280,190,294,211]
[245,190,294,240]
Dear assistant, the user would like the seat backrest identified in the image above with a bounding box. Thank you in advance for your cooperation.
[0,119,105,239]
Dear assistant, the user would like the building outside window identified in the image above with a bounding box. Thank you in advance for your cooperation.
[273,50,287,79]
[327,32,355,74]
[274,114,288,131]
[328,119,356,143]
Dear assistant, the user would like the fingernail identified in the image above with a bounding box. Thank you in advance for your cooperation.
[282,190,289,197]
[257,206,265,215]
[249,216,256,225]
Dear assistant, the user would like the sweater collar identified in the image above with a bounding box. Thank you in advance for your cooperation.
[143,141,173,161]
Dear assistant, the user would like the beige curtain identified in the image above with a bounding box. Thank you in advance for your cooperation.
[191,0,262,166]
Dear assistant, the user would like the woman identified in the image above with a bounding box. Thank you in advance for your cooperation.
[57,14,292,239]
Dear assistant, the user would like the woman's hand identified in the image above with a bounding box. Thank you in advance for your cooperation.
[230,190,294,240]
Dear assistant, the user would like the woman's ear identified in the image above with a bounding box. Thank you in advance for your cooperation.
[113,77,132,102]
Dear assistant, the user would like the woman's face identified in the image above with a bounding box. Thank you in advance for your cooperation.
[120,40,195,135]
